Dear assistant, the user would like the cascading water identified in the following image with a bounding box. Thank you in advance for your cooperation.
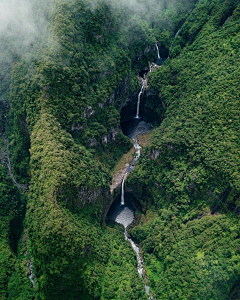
[108,120,153,298]
[0,98,29,191]
[121,174,127,205]
[168,29,180,58]
[156,43,160,59]
[135,81,145,119]
[223,17,230,26]
[108,43,163,299]
[29,264,35,288]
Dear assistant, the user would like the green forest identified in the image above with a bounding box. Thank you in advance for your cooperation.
[0,0,239,299]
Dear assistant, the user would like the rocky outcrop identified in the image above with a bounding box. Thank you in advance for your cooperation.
[149,149,161,160]
[98,75,131,109]
[0,97,29,191]
[87,137,98,146]
[102,128,119,144]
[120,86,163,124]
[76,186,113,221]
[82,106,95,118]
[72,123,83,131]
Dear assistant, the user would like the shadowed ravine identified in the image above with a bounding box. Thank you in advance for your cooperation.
[107,38,177,297]
[108,119,153,298]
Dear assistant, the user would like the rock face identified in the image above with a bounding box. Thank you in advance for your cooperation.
[83,106,95,118]
[120,87,163,124]
[149,149,161,160]
[71,123,83,131]
[96,75,131,111]
[102,128,119,144]
[87,137,98,146]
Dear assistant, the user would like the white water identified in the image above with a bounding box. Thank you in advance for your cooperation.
[156,43,160,59]
[175,28,180,39]
[110,45,160,297]
[223,17,230,26]
[112,205,151,297]
[124,228,144,277]
[121,174,127,205]
[0,98,29,191]
[135,81,145,119]
[168,29,180,58]
[109,120,153,296]
[29,264,35,288]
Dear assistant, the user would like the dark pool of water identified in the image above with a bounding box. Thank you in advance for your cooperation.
[121,118,151,139]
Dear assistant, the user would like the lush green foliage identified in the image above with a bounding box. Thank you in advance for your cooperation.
[131,209,240,299]
[0,166,33,299]
[1,0,240,299]
[100,227,147,300]
[26,110,147,299]
[127,0,240,298]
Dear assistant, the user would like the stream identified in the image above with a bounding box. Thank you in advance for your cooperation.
[0,97,34,286]
[1,30,180,294]
[107,35,180,297]
[0,98,29,191]
[108,119,152,297]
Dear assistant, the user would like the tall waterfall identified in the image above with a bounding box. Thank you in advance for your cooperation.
[156,43,160,59]
[121,139,141,206]
[121,175,126,205]
[109,123,152,298]
[135,81,145,119]
[168,29,180,58]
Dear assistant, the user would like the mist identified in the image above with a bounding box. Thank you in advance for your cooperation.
[0,0,194,95]
[0,0,55,95]
[0,0,36,40]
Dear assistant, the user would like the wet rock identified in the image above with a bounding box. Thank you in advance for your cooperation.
[111,163,130,193]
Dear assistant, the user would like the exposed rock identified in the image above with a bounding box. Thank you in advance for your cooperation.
[144,88,162,109]
[94,34,104,44]
[104,75,131,107]
[71,123,83,131]
[82,106,95,118]
[149,149,161,160]
[111,162,130,193]
[74,186,112,221]
[102,128,119,144]
[97,75,131,109]
[97,103,104,109]
[0,97,29,191]
[149,62,161,72]
[166,144,175,150]
[87,137,98,146]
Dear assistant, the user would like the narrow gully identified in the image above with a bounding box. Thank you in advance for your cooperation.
[107,43,165,299]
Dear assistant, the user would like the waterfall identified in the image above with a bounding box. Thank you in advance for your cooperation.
[124,229,144,277]
[168,29,180,58]
[0,98,29,191]
[156,43,160,59]
[223,17,230,26]
[121,175,126,205]
[135,82,145,119]
[29,264,35,288]
[175,28,180,39]
[121,139,141,206]
[109,124,153,298]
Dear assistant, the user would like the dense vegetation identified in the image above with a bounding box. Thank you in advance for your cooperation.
[0,0,239,299]
[128,0,240,298]
[0,166,34,299]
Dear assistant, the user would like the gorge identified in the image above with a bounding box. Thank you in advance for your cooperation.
[0,0,239,299]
